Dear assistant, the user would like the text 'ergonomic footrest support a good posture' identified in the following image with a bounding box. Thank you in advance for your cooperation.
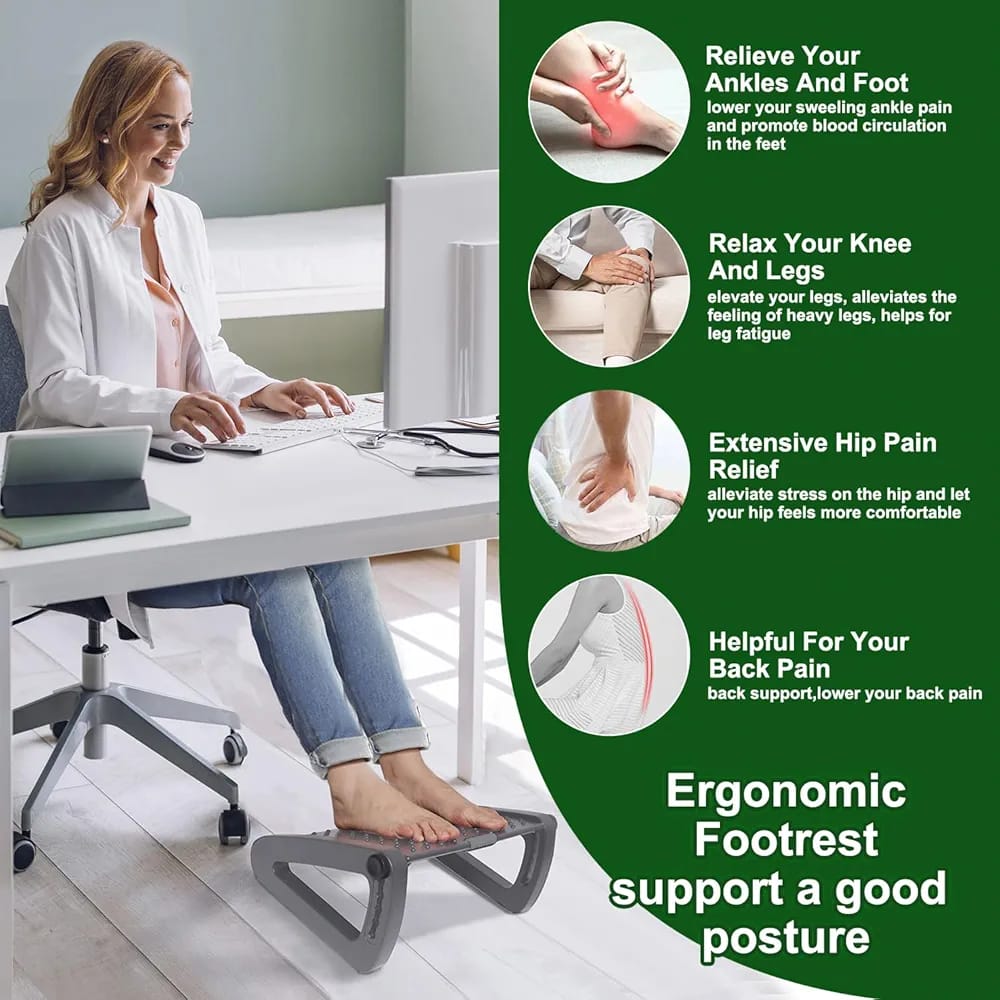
[251,807,557,973]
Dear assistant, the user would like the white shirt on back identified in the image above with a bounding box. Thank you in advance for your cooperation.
[558,394,654,545]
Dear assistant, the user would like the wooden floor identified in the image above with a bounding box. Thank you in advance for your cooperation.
[10,546,852,1000]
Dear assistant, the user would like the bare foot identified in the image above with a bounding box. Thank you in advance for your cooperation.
[380,750,507,831]
[535,32,683,155]
[589,93,683,153]
[327,760,459,842]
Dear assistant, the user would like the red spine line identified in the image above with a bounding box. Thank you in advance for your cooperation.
[624,582,654,713]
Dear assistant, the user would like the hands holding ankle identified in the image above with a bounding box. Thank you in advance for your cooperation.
[531,36,632,138]
[531,74,610,136]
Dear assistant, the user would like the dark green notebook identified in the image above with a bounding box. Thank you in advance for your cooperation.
[0,498,190,549]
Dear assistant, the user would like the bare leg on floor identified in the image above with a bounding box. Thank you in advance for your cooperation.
[536,31,682,153]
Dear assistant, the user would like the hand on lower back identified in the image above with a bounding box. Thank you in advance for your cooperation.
[578,456,637,512]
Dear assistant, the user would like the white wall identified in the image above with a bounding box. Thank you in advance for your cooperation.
[404,0,499,174]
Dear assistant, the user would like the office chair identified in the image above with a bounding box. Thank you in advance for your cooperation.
[1,305,250,874]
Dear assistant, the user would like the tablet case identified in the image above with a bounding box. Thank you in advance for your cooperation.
[1,478,149,517]
[0,425,152,516]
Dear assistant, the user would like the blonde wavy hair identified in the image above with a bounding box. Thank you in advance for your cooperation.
[26,40,189,228]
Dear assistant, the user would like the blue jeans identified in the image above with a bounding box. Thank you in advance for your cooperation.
[132,559,428,777]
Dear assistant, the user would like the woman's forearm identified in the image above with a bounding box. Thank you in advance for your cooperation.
[531,641,575,686]
[28,369,183,435]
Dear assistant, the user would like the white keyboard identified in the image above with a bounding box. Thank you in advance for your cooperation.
[203,398,384,454]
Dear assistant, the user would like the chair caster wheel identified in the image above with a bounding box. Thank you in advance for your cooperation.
[13,832,36,873]
[50,721,67,739]
[219,806,250,846]
[223,731,248,765]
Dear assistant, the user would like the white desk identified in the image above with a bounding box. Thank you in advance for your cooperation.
[0,426,498,993]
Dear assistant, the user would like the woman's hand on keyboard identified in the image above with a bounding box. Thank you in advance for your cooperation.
[244,379,355,418]
[171,392,247,442]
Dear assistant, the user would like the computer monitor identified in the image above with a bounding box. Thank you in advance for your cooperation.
[383,169,498,429]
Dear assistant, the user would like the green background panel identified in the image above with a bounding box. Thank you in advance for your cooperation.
[501,3,995,996]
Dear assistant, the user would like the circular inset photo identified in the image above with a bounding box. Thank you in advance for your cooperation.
[529,391,689,551]
[528,575,689,735]
[529,206,689,367]
[528,22,689,182]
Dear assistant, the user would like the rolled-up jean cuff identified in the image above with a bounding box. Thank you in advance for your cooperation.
[309,735,373,778]
[370,725,430,761]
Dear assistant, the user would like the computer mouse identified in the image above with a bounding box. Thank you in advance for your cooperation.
[149,436,205,463]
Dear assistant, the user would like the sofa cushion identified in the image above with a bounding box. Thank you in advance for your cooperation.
[528,448,562,527]
[531,274,689,335]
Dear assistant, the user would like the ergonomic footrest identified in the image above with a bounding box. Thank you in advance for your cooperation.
[251,808,556,973]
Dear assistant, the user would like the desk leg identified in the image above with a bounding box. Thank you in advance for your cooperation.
[457,540,486,785]
[1,582,13,994]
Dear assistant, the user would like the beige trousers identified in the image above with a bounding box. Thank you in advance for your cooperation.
[530,255,651,360]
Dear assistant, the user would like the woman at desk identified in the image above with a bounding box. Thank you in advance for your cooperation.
[5,41,503,843]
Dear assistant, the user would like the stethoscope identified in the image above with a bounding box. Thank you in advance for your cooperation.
[345,426,499,459]
[340,425,499,476]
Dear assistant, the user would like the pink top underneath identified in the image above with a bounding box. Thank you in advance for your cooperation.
[146,258,196,391]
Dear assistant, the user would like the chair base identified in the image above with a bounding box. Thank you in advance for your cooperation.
[13,681,244,837]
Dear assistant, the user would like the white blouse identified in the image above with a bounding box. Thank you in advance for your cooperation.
[4,182,275,641]
[5,182,272,435]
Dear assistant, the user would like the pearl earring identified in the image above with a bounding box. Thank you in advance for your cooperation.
[100,137,110,144]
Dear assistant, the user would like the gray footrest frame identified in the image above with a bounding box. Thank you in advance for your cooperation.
[251,808,556,973]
